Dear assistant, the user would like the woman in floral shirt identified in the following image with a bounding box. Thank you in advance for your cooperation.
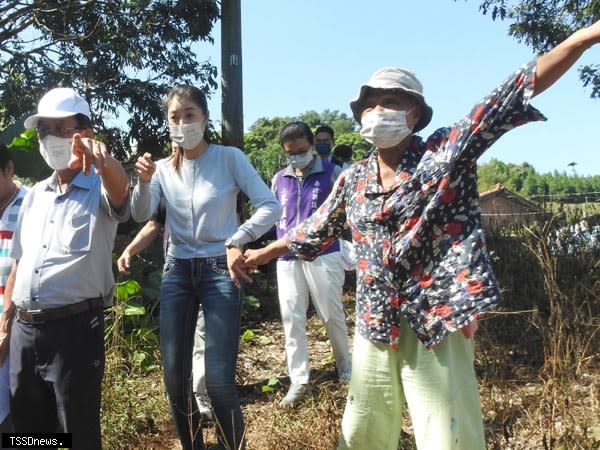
[245,20,600,450]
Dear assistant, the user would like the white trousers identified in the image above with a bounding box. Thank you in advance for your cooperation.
[276,252,351,385]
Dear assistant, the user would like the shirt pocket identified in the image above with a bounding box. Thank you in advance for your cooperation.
[59,211,93,253]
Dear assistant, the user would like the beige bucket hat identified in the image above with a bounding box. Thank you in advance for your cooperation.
[350,67,433,132]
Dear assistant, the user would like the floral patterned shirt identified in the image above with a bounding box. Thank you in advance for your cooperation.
[288,61,546,349]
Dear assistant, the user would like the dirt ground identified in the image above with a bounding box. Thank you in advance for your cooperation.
[137,311,351,450]
[133,292,600,450]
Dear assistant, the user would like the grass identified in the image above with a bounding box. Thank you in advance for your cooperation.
[102,216,600,449]
[101,358,170,450]
[101,308,600,450]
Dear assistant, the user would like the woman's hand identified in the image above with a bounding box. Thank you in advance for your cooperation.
[135,152,156,183]
[226,247,253,289]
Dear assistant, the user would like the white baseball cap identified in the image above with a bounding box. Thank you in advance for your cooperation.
[24,87,91,129]
[350,67,433,132]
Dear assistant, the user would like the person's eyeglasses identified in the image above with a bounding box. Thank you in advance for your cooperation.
[285,146,313,157]
[36,127,83,138]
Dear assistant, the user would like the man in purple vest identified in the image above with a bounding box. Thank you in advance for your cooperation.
[272,122,351,406]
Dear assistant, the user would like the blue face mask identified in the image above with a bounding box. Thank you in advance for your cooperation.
[315,142,331,156]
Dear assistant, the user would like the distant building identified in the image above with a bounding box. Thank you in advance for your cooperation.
[479,184,550,231]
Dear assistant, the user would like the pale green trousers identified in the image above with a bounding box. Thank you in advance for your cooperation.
[338,319,486,450]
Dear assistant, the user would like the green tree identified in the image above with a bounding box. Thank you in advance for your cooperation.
[244,117,293,182]
[335,132,373,160]
[477,158,600,199]
[477,158,511,191]
[521,170,541,196]
[6,128,51,181]
[298,109,355,134]
[505,162,535,192]
[473,0,600,97]
[0,0,220,160]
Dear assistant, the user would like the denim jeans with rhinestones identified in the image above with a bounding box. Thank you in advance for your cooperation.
[160,255,244,450]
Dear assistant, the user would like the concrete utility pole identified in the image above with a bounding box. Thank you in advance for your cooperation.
[221,0,243,148]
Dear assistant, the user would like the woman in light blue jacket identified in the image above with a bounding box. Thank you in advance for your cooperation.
[130,85,281,450]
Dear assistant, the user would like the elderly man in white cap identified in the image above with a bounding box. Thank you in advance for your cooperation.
[0,87,129,449]
[243,19,600,450]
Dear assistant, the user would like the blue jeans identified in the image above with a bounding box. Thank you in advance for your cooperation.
[160,255,244,450]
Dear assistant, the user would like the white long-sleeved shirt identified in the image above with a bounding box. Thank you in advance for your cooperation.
[131,143,281,259]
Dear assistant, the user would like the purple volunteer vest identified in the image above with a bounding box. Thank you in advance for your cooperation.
[274,158,340,260]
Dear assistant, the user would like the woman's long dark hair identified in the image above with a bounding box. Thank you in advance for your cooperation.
[164,85,211,170]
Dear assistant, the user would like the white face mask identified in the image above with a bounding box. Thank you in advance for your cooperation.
[286,150,314,169]
[39,135,73,170]
[169,121,206,150]
[360,108,414,149]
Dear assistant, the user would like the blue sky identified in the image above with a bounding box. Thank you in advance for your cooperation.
[194,0,599,176]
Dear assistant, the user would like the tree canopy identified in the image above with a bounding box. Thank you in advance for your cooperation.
[478,158,600,202]
[474,0,600,97]
[0,0,220,160]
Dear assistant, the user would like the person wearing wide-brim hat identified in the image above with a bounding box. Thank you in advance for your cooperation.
[243,20,600,450]
[349,66,434,134]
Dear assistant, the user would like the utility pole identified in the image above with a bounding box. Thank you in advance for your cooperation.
[221,0,243,148]
[220,0,247,222]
